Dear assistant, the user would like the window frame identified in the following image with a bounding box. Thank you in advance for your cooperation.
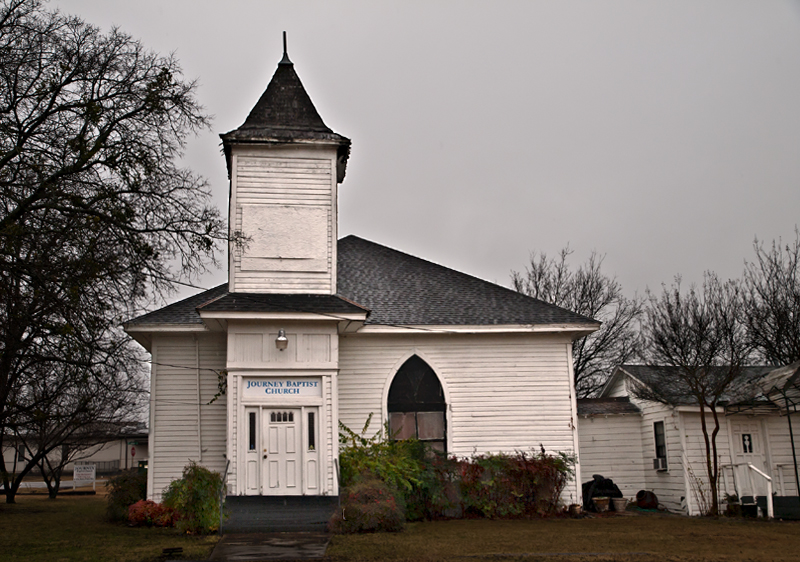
[653,420,667,471]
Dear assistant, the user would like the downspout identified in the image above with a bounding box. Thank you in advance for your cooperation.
[196,335,202,461]
[784,391,799,495]
[566,342,581,506]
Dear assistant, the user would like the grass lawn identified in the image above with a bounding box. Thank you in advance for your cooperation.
[5,493,800,562]
[0,491,218,562]
[326,512,800,562]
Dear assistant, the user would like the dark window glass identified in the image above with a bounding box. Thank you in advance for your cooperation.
[271,412,276,422]
[387,356,447,452]
[308,412,315,451]
[249,412,257,450]
[742,434,753,454]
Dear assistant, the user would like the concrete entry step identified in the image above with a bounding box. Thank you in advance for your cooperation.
[209,532,331,561]
[223,496,339,533]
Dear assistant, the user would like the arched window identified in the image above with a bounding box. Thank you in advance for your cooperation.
[387,355,446,452]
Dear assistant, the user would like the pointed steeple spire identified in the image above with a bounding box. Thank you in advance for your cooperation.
[278,31,292,66]
[220,34,350,178]
[221,33,348,142]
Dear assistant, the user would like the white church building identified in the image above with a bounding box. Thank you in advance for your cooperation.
[124,44,598,504]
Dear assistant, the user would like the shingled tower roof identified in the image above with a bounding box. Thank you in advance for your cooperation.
[220,34,350,171]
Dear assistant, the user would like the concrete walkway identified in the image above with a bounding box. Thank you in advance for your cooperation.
[209,532,331,561]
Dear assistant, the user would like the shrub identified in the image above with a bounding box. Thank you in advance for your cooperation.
[403,449,462,520]
[106,469,147,521]
[329,478,405,533]
[338,417,576,529]
[339,416,425,497]
[162,462,224,534]
[458,448,575,518]
[128,499,175,527]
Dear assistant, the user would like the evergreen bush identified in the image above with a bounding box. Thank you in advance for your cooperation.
[106,469,147,521]
[162,462,224,534]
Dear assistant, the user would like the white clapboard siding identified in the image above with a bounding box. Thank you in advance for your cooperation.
[763,415,800,496]
[149,334,227,501]
[604,375,627,398]
[198,335,228,477]
[678,411,734,515]
[634,401,687,512]
[231,154,335,294]
[578,414,647,499]
[338,333,579,498]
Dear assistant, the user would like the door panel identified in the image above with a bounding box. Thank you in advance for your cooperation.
[263,409,302,495]
[731,421,768,496]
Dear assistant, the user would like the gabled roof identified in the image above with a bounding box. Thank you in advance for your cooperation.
[606,364,776,407]
[338,236,598,327]
[125,236,599,331]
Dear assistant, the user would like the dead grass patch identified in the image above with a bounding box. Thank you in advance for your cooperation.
[0,493,217,562]
[325,513,800,562]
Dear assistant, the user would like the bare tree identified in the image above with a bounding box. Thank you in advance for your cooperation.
[743,228,800,366]
[512,247,643,397]
[9,335,145,499]
[0,1,225,502]
[632,274,752,516]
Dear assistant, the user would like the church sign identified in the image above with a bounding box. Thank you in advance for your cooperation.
[243,377,322,399]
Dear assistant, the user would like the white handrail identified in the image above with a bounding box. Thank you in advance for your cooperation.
[719,462,774,519]
[746,463,773,520]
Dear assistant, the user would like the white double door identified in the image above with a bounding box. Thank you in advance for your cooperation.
[244,407,318,496]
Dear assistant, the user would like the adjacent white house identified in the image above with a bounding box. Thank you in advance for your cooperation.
[2,422,148,476]
[579,364,800,516]
[124,45,598,503]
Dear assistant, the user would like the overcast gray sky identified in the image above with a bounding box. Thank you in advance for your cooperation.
[53,0,800,303]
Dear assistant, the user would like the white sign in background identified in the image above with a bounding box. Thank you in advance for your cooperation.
[73,463,96,491]
[73,464,96,482]
[243,377,322,399]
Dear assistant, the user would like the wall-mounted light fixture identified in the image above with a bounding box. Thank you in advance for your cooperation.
[275,329,288,351]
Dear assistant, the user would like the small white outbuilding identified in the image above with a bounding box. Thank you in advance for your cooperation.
[579,364,800,517]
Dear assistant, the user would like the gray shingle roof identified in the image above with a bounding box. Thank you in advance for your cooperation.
[126,236,598,329]
[577,397,641,416]
[338,236,597,326]
[618,364,775,406]
[126,283,228,325]
[220,56,348,144]
[198,293,368,316]
[219,54,350,176]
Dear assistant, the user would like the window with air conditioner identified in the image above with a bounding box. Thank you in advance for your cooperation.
[653,420,667,471]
